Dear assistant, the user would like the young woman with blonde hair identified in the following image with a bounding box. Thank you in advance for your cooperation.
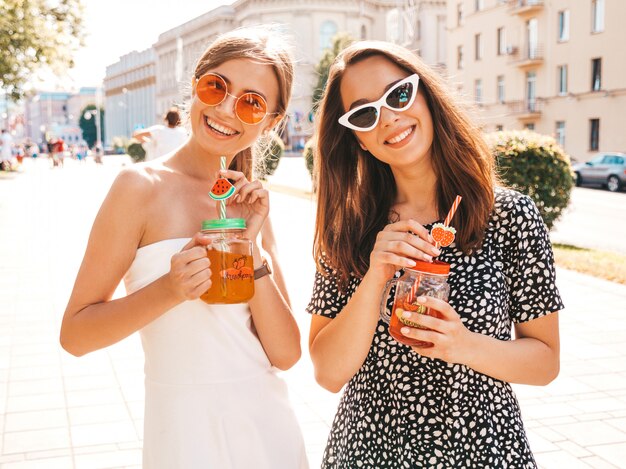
[61,27,308,469]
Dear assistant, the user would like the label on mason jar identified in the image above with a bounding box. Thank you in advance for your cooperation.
[394,304,427,329]
[220,255,254,280]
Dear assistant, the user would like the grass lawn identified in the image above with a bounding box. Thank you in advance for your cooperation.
[553,243,626,285]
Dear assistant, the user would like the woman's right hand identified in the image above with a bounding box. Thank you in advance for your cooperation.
[166,232,214,301]
[368,220,440,283]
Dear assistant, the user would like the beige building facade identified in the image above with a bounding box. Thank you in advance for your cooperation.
[447,0,626,161]
[151,0,398,147]
[103,0,449,146]
[103,49,157,146]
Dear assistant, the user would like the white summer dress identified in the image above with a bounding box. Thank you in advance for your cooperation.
[124,238,308,469]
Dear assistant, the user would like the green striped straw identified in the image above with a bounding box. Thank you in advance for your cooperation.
[220,156,226,220]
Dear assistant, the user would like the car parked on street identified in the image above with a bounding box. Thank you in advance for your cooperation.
[572,152,626,192]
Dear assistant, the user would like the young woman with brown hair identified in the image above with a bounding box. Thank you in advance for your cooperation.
[61,27,307,468]
[307,41,562,468]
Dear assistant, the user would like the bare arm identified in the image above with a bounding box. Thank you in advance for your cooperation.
[309,220,440,392]
[132,129,152,143]
[248,243,301,370]
[399,298,560,385]
[259,216,291,306]
[60,169,213,356]
[220,169,301,370]
[309,273,389,392]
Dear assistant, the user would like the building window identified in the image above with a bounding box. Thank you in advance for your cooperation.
[527,18,539,59]
[497,28,506,55]
[475,79,482,104]
[475,0,484,12]
[556,121,566,147]
[558,10,570,41]
[320,20,338,53]
[526,71,537,111]
[591,58,602,91]
[457,3,463,26]
[592,0,605,32]
[589,118,600,150]
[525,123,535,131]
[496,125,504,131]
[360,25,367,40]
[497,75,505,103]
[475,34,482,60]
[558,65,568,95]
[457,45,464,69]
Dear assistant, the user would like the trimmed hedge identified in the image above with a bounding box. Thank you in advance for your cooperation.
[126,139,146,163]
[303,137,314,178]
[486,130,573,230]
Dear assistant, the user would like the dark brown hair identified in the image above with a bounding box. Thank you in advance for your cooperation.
[193,26,294,179]
[313,41,495,288]
[164,108,181,127]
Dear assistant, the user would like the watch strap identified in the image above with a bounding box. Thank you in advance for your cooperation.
[254,260,272,280]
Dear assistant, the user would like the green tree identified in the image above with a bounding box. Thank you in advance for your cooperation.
[312,32,354,112]
[0,0,85,100]
[78,104,104,149]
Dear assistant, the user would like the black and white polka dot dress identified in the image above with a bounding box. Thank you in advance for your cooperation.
[307,188,564,469]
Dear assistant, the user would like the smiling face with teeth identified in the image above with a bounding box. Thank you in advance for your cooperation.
[339,55,434,171]
[189,58,281,158]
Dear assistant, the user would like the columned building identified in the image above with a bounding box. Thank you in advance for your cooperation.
[103,48,156,146]
[447,0,626,162]
[387,0,447,68]
[151,0,398,148]
[104,0,448,147]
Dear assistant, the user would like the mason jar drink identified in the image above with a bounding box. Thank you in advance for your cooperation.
[381,260,450,347]
[199,218,254,304]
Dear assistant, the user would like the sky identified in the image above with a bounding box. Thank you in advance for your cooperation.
[47,0,234,89]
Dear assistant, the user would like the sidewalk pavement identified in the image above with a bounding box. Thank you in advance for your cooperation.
[0,156,625,468]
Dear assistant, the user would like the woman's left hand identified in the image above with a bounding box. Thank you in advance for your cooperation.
[399,296,474,364]
[218,169,269,240]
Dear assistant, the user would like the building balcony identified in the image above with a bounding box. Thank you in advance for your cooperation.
[507,100,543,120]
[507,44,544,68]
[508,0,544,16]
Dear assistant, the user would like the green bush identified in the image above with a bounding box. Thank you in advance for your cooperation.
[126,139,146,163]
[486,130,573,230]
[303,137,315,177]
[303,137,317,193]
[256,130,284,180]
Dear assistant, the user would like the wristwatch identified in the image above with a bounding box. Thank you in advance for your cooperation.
[254,259,272,280]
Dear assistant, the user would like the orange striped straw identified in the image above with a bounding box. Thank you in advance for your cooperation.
[407,273,421,303]
[434,195,463,250]
[443,195,463,227]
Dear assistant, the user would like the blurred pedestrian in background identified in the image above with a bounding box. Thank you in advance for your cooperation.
[1,129,13,170]
[132,107,188,161]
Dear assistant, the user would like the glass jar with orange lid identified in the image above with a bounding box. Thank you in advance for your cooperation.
[380,260,451,347]
[200,218,255,304]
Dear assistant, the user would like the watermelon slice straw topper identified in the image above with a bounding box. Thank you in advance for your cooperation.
[209,178,235,201]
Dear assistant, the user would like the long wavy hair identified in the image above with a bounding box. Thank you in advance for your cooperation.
[192,26,294,179]
[313,41,495,288]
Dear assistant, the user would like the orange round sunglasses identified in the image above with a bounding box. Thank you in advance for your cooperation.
[193,73,276,125]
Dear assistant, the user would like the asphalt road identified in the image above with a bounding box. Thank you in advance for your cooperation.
[550,186,626,255]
